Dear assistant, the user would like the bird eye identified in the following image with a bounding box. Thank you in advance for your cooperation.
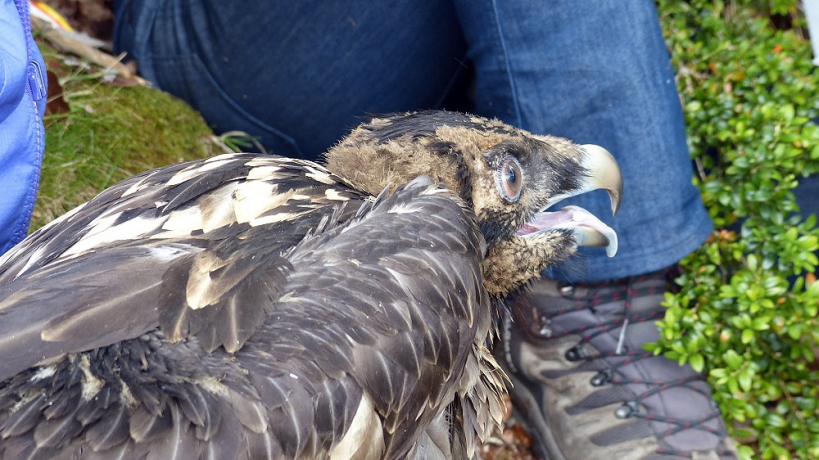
[497,156,523,202]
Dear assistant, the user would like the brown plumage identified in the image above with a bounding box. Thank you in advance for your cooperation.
[0,110,621,459]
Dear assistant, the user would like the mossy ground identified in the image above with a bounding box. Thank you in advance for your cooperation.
[30,42,217,229]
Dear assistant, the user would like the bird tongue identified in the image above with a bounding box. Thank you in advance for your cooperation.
[516,205,618,257]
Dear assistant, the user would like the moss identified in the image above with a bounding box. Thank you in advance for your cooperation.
[30,44,216,229]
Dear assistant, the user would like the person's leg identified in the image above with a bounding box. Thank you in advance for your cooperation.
[113,0,468,160]
[453,1,737,458]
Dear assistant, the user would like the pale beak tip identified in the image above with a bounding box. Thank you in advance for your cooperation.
[581,144,623,217]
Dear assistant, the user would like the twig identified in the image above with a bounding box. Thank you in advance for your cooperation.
[32,17,149,85]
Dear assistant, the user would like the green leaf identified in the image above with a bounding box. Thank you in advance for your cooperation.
[690,353,705,373]
[787,324,804,340]
[809,279,819,296]
[738,368,753,392]
[737,445,754,460]
[764,412,787,428]
[747,254,758,271]
[741,329,755,344]
[780,103,795,122]
[686,100,703,112]
[724,349,743,370]
[752,316,771,330]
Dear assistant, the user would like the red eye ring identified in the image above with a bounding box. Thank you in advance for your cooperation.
[497,156,523,202]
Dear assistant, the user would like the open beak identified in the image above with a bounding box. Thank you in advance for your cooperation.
[516,144,623,258]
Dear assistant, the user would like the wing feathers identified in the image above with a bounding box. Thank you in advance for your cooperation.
[84,402,130,451]
[327,394,385,460]
[129,406,173,443]
[143,405,199,460]
[242,430,282,460]
[0,246,195,381]
[0,156,499,458]
[158,249,291,353]
[169,385,221,440]
[268,178,488,458]
[0,395,46,438]
[228,389,268,434]
[33,408,82,449]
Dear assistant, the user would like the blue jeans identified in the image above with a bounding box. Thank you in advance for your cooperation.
[113,0,714,282]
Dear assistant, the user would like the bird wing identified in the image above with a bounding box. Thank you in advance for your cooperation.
[0,177,490,460]
[233,177,490,459]
[0,153,366,381]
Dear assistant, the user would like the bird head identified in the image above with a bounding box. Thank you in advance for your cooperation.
[325,110,622,297]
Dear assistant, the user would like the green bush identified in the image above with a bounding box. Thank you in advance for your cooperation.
[650,1,819,458]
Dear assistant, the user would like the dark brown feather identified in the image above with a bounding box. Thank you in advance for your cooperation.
[129,406,173,443]
[84,403,130,451]
[0,395,45,438]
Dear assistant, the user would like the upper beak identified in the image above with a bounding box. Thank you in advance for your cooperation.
[580,144,623,216]
[536,143,623,214]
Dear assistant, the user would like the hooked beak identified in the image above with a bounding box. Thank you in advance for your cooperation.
[516,143,623,257]
[580,144,623,216]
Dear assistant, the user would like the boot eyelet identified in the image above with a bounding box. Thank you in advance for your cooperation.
[531,317,552,338]
[565,344,586,361]
[615,400,639,419]
[558,284,575,297]
[590,369,613,387]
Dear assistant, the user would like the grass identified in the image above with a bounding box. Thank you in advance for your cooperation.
[31,43,216,229]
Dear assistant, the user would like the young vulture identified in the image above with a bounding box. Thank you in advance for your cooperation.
[0,111,621,460]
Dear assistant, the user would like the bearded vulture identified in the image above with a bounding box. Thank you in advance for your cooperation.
[0,110,622,459]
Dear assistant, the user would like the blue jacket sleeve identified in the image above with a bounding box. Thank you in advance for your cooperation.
[0,0,47,255]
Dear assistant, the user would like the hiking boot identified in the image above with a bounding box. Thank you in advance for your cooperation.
[498,267,738,460]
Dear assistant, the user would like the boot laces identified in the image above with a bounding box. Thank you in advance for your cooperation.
[530,269,734,458]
